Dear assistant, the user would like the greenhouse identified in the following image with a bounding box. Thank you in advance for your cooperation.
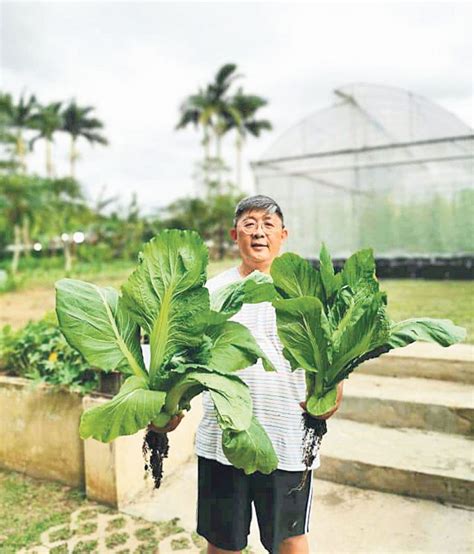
[252,83,474,262]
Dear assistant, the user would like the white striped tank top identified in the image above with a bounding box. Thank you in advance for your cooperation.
[195,266,320,472]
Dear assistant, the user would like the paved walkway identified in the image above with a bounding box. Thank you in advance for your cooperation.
[18,504,208,554]
[125,461,474,554]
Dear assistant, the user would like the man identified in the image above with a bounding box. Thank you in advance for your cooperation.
[151,195,343,554]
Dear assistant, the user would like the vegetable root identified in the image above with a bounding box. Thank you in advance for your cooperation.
[290,414,327,494]
[143,430,170,489]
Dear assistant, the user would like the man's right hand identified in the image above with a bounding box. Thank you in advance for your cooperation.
[147,413,184,434]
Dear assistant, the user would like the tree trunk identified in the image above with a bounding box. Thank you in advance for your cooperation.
[63,240,73,273]
[216,132,222,194]
[16,131,26,173]
[46,139,54,178]
[22,216,31,259]
[11,224,22,274]
[70,135,77,178]
[202,128,210,187]
[236,136,242,189]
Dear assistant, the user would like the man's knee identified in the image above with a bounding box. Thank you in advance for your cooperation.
[279,533,309,554]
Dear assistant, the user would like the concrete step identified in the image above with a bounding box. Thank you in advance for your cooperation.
[359,342,474,384]
[317,418,474,506]
[337,373,474,435]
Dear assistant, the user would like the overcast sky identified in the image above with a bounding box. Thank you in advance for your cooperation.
[1,1,472,214]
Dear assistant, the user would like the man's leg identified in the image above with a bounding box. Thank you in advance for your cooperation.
[197,457,252,552]
[252,468,313,553]
[279,534,309,554]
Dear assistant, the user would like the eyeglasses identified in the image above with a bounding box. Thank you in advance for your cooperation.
[238,220,283,235]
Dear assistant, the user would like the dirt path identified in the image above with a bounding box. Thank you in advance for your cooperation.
[0,287,56,329]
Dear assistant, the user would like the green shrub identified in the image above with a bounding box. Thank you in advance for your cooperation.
[0,312,99,394]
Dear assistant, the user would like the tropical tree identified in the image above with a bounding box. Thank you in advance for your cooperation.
[223,88,272,187]
[62,100,108,178]
[0,174,46,273]
[29,101,63,177]
[0,92,37,172]
[176,63,242,190]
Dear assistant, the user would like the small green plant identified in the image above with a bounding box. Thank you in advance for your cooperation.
[135,526,156,541]
[76,508,98,521]
[76,521,97,536]
[72,539,98,553]
[171,537,191,550]
[105,531,129,549]
[134,543,159,554]
[157,518,185,539]
[191,531,206,548]
[0,312,98,394]
[106,516,126,531]
[49,525,73,542]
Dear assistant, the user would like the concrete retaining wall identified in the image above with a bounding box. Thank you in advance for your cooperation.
[0,376,84,488]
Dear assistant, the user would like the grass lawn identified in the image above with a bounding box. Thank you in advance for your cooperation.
[0,468,87,552]
[381,279,474,343]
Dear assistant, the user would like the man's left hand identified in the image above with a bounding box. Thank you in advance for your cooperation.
[300,381,344,420]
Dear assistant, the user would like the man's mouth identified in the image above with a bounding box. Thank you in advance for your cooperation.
[251,243,268,248]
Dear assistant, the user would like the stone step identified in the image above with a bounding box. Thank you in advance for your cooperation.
[317,418,474,506]
[337,373,474,435]
[359,342,474,384]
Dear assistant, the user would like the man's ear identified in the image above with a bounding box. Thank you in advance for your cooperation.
[281,227,289,242]
[230,228,237,241]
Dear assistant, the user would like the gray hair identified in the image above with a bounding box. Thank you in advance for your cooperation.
[233,195,284,227]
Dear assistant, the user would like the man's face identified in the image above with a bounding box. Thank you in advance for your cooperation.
[230,209,288,266]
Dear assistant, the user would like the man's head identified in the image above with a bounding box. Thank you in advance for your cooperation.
[230,195,288,272]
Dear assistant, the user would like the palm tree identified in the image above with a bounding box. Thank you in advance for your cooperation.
[0,174,46,273]
[0,92,37,172]
[223,88,272,187]
[176,89,213,162]
[176,64,242,189]
[29,102,63,177]
[62,100,108,178]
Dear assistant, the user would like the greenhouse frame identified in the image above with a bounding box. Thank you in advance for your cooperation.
[252,83,473,276]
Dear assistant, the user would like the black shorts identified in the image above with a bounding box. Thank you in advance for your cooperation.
[196,456,313,553]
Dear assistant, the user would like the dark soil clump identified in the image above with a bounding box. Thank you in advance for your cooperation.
[143,430,170,489]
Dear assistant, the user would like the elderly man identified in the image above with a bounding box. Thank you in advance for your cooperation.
[151,195,343,554]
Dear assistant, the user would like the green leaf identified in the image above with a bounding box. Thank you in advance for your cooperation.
[206,321,276,373]
[273,296,330,373]
[319,242,340,301]
[388,318,466,349]
[341,248,379,293]
[79,376,166,442]
[327,292,386,384]
[55,279,146,378]
[222,416,279,475]
[164,369,253,431]
[307,386,337,417]
[208,271,277,325]
[121,230,209,387]
[271,253,323,300]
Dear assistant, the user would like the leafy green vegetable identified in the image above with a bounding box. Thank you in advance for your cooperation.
[271,244,466,417]
[56,229,278,475]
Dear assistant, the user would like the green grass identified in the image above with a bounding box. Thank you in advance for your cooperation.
[381,279,474,343]
[0,468,87,553]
